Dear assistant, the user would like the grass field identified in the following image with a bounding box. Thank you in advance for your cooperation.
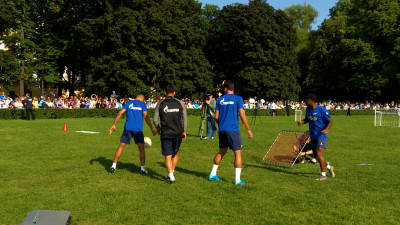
[1,115,399,224]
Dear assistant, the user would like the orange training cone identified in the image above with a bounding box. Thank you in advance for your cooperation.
[63,123,68,131]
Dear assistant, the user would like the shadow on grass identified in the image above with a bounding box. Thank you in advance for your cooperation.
[243,156,316,177]
[156,162,209,179]
[186,133,201,138]
[89,156,165,181]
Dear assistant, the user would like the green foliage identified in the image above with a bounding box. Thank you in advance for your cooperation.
[306,0,400,101]
[0,0,38,92]
[0,50,19,87]
[75,0,214,98]
[1,0,398,102]
[206,0,301,100]
[284,3,319,32]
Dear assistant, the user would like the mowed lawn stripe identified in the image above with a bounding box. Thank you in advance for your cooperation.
[0,116,399,224]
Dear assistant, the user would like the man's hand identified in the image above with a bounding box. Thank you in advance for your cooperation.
[297,120,303,126]
[321,129,328,135]
[156,127,161,135]
[108,125,116,135]
[151,129,157,136]
[182,131,187,141]
[248,129,253,139]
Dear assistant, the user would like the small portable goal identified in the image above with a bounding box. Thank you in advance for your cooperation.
[295,107,306,122]
[262,130,310,168]
[374,109,400,127]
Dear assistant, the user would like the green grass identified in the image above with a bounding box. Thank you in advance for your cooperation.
[1,116,399,224]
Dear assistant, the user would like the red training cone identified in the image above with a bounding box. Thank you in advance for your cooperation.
[63,123,68,131]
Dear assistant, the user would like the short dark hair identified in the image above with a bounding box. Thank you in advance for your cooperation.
[165,85,175,94]
[305,93,318,103]
[222,80,234,91]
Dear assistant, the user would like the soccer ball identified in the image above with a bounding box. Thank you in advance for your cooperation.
[144,137,152,148]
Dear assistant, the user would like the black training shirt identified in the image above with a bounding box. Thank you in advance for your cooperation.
[153,97,187,139]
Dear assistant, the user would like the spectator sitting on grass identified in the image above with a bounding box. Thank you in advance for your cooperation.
[85,97,91,109]
[38,98,44,108]
[33,97,39,108]
[47,99,54,108]
[42,100,48,108]
[56,98,63,108]
[14,98,24,109]
[0,99,6,108]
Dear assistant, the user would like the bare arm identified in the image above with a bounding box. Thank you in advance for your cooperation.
[238,108,253,139]
[143,111,157,136]
[153,102,161,135]
[297,117,309,126]
[180,101,187,140]
[214,110,219,123]
[109,109,126,134]
[321,118,333,134]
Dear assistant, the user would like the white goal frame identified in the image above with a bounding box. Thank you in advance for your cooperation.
[374,109,400,127]
[295,107,306,122]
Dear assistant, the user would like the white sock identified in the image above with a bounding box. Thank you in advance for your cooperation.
[112,163,117,168]
[141,166,145,171]
[326,164,331,169]
[169,172,175,181]
[211,164,219,176]
[235,168,242,182]
[321,172,326,176]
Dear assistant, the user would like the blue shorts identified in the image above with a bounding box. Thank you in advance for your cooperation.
[219,131,242,151]
[161,138,182,156]
[120,130,144,144]
[310,138,327,149]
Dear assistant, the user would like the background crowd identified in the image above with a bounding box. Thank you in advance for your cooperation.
[1,91,399,111]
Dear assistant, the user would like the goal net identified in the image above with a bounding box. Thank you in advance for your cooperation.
[295,107,306,122]
[374,109,400,127]
[262,130,310,168]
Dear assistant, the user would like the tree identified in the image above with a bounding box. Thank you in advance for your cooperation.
[0,51,19,88]
[1,0,37,96]
[206,0,301,100]
[76,0,214,98]
[283,3,319,98]
[306,0,400,101]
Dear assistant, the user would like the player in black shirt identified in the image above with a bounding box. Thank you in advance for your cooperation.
[153,85,187,184]
[23,93,35,120]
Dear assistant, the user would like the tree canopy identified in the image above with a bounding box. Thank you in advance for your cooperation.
[305,0,400,101]
[0,0,399,101]
[206,0,301,100]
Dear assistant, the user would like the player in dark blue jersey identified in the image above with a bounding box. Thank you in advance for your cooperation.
[108,94,156,174]
[298,93,334,181]
[208,80,253,185]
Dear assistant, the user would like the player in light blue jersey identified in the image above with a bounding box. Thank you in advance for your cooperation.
[208,80,253,185]
[298,93,334,181]
[108,94,156,174]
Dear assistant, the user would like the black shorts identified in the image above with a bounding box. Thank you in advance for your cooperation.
[161,138,182,156]
[120,130,144,144]
[219,131,242,151]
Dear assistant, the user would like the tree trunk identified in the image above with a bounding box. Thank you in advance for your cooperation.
[19,8,25,97]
